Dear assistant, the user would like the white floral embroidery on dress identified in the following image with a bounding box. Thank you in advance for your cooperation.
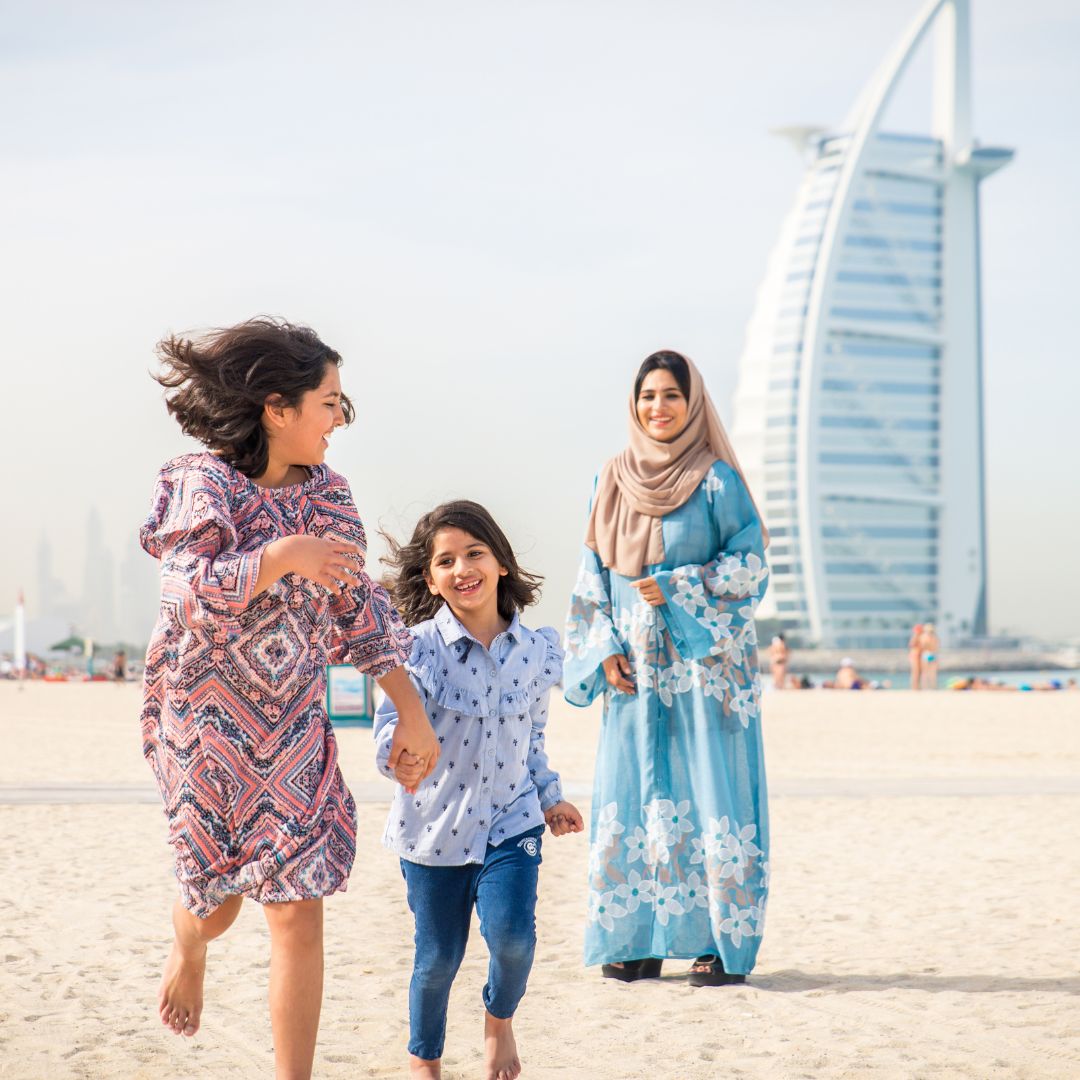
[651,882,685,926]
[717,902,755,947]
[728,685,759,729]
[706,552,768,600]
[588,888,627,931]
[701,665,730,701]
[594,801,625,851]
[671,576,707,616]
[642,798,694,864]
[678,871,709,912]
[624,825,651,864]
[614,869,654,913]
[574,567,609,606]
[703,816,763,883]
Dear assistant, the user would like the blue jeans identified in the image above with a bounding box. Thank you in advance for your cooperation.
[400,826,543,1061]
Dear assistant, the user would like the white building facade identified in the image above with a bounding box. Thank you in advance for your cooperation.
[731,0,1011,649]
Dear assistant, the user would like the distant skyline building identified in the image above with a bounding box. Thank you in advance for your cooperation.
[731,0,1011,648]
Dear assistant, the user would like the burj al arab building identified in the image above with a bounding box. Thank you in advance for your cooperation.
[731,0,1011,649]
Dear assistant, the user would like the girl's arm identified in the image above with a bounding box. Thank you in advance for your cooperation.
[376,665,439,781]
[526,685,564,813]
[142,465,265,632]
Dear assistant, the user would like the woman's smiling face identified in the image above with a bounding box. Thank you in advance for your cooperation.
[636,367,689,442]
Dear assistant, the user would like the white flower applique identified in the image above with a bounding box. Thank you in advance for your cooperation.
[671,574,707,616]
[717,902,755,947]
[593,801,625,852]
[650,883,685,926]
[614,869,654,913]
[588,889,627,931]
[643,798,694,864]
[706,552,768,600]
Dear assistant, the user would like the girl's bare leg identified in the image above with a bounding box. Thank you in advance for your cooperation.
[263,898,324,1080]
[160,894,243,1036]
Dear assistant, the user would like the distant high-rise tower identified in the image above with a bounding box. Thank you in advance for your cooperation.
[81,508,117,641]
[731,0,1011,648]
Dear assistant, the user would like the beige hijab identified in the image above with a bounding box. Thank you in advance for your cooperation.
[586,353,768,578]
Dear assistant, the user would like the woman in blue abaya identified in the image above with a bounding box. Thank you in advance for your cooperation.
[565,350,770,987]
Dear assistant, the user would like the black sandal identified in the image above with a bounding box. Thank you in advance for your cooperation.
[601,958,663,982]
[687,954,746,987]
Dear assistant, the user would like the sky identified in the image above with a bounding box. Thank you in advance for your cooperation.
[1,0,1078,643]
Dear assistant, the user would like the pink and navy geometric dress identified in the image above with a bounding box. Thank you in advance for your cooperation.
[139,452,412,917]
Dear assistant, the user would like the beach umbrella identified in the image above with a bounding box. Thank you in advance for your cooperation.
[49,634,87,653]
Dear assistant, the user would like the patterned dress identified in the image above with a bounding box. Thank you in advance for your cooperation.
[139,452,412,917]
[565,461,770,973]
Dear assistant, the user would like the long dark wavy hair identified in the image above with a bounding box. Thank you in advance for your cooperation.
[382,501,543,626]
[153,316,354,478]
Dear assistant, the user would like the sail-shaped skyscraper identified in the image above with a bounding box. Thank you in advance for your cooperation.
[731,0,1011,649]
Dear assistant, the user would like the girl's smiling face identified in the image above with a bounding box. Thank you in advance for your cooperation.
[425,527,508,619]
[636,367,689,442]
[268,363,347,466]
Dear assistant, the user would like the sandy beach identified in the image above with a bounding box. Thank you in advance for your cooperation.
[1,683,1078,1079]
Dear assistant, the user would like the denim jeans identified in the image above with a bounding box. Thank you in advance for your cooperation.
[400,826,543,1061]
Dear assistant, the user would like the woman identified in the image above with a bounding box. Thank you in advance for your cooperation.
[920,623,940,689]
[564,350,769,987]
[907,624,924,691]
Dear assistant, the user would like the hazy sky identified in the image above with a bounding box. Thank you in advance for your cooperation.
[2,0,1078,641]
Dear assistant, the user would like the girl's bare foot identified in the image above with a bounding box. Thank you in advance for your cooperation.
[408,1055,441,1078]
[157,896,242,1038]
[484,1011,521,1080]
[158,937,206,1037]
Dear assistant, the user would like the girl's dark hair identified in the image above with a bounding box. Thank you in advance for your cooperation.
[382,501,542,626]
[633,350,691,401]
[153,316,353,478]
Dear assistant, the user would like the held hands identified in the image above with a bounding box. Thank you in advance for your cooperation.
[383,670,441,794]
[601,653,636,695]
[544,800,585,837]
[394,751,427,790]
[629,576,665,607]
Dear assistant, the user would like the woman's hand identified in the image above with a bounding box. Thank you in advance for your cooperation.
[602,653,635,695]
[258,535,362,595]
[629,576,665,607]
[544,801,585,837]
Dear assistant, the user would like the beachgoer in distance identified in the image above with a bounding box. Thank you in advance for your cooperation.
[565,350,770,987]
[920,623,941,690]
[907,624,923,690]
[375,501,583,1080]
[835,657,862,690]
[769,633,789,690]
[139,318,439,1079]
[112,649,127,684]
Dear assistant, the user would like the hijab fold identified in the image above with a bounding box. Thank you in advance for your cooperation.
[585,354,767,578]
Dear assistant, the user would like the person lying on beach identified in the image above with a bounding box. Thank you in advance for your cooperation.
[834,657,863,689]
[375,501,583,1080]
[139,318,438,1079]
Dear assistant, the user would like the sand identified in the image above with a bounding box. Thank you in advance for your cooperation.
[1,683,1078,1079]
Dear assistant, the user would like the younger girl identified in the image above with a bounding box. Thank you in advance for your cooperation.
[375,501,583,1080]
[140,317,439,1079]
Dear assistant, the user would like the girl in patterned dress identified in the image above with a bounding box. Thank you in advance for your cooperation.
[374,501,584,1080]
[140,318,439,1078]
